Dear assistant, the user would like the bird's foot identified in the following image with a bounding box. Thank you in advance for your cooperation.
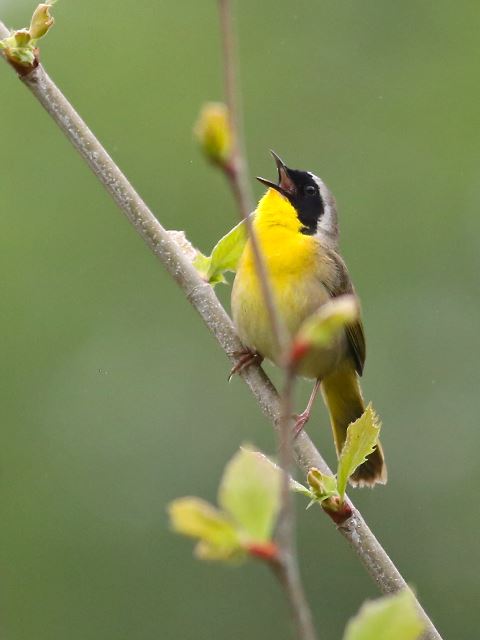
[293,379,321,438]
[228,349,263,381]
[293,409,312,439]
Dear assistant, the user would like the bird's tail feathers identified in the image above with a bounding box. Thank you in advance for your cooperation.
[321,363,387,487]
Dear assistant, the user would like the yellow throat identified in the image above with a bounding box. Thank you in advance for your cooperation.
[240,188,318,283]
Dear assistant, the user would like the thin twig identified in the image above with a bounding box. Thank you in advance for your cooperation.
[271,559,319,640]
[218,0,287,354]
[276,370,318,640]
[0,25,442,640]
[218,0,253,218]
[217,5,314,638]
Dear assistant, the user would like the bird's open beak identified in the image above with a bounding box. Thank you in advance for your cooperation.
[256,150,296,197]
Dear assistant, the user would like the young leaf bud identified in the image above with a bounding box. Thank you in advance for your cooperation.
[307,468,338,501]
[194,102,232,166]
[289,295,359,368]
[14,29,32,47]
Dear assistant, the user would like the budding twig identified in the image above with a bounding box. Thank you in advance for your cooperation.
[217,3,315,638]
[0,16,442,640]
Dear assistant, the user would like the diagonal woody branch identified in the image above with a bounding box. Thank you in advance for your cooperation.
[0,21,441,640]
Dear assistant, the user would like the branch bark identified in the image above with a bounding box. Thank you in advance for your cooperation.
[0,20,442,640]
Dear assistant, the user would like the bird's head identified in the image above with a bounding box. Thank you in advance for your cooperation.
[257,151,337,242]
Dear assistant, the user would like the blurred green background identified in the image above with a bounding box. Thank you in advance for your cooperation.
[1,1,479,638]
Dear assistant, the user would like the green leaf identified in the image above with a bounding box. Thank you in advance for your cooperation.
[290,478,314,498]
[246,449,311,497]
[29,2,56,40]
[194,539,246,562]
[168,448,283,562]
[167,497,242,561]
[337,404,381,499]
[343,589,424,640]
[307,468,339,503]
[193,251,227,285]
[296,295,359,351]
[192,251,211,277]
[208,219,247,277]
[194,219,248,286]
[218,446,281,542]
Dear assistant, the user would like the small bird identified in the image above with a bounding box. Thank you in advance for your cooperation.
[231,152,386,487]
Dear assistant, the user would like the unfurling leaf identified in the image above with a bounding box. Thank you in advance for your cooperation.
[0,30,35,66]
[307,468,338,504]
[168,447,282,564]
[291,295,359,365]
[29,2,56,40]
[343,589,424,640]
[208,219,247,278]
[192,251,211,279]
[12,30,31,47]
[194,102,232,166]
[168,497,242,561]
[0,1,56,69]
[337,404,381,500]
[194,218,248,285]
[219,447,281,542]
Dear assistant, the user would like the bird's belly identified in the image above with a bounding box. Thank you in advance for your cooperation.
[232,271,346,380]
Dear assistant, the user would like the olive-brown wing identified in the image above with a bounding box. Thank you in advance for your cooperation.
[321,248,366,376]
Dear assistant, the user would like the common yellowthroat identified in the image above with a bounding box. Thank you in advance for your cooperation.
[231,152,386,487]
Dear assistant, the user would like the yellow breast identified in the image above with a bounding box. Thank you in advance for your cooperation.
[231,189,333,369]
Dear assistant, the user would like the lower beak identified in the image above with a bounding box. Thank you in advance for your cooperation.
[256,150,296,196]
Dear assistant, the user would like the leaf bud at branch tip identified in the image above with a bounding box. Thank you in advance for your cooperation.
[0,1,56,74]
[289,295,360,368]
[306,468,324,494]
[194,102,233,167]
[289,338,311,368]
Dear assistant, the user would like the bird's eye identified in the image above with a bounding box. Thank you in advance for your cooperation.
[304,185,316,196]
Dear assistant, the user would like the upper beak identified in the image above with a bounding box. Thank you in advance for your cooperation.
[256,150,296,197]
